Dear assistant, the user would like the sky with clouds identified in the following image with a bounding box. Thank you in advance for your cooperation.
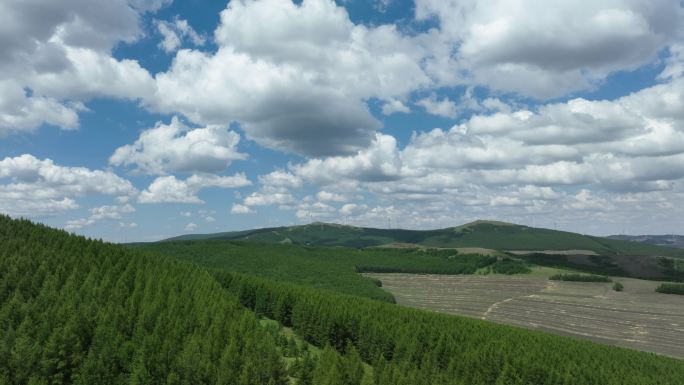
[1,0,684,241]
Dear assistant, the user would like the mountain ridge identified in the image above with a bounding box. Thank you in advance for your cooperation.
[608,234,684,249]
[162,220,684,258]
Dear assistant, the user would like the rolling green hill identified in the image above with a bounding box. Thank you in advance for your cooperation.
[135,241,528,302]
[4,215,684,384]
[163,220,684,258]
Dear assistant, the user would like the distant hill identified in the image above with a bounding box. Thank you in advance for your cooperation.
[608,234,684,249]
[6,215,682,385]
[163,220,684,258]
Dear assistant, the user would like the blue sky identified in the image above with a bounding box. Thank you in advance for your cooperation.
[1,0,684,241]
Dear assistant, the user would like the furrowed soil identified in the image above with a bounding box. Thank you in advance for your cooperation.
[368,272,684,358]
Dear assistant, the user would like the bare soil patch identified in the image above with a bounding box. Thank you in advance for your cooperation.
[368,273,684,358]
[508,249,599,255]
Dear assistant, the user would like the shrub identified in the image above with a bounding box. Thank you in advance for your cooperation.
[549,273,612,282]
[490,257,531,274]
[655,283,684,295]
[613,281,624,291]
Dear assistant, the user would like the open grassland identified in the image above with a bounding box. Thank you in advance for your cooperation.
[369,272,684,358]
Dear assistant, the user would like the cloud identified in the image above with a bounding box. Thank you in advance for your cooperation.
[243,192,295,207]
[293,133,403,185]
[407,79,684,189]
[0,83,80,135]
[374,0,394,13]
[110,117,246,175]
[89,203,136,220]
[65,204,136,230]
[402,128,579,171]
[381,98,411,115]
[138,173,251,204]
[0,154,136,216]
[155,16,205,53]
[231,203,254,214]
[148,0,430,156]
[464,78,684,156]
[151,47,381,157]
[139,176,201,204]
[0,0,161,135]
[339,203,367,216]
[316,191,348,202]
[416,94,458,118]
[185,222,198,231]
[4,0,684,235]
[0,0,142,58]
[258,170,302,190]
[0,154,137,195]
[4,0,682,150]
[296,201,336,220]
[196,209,217,223]
[27,46,155,102]
[278,74,684,231]
[156,21,181,52]
[659,44,684,80]
[1,198,79,217]
[236,169,304,209]
[416,0,684,97]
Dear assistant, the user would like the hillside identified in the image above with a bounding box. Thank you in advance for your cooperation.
[0,216,290,384]
[135,241,528,302]
[164,220,684,258]
[3,215,684,384]
[609,234,684,249]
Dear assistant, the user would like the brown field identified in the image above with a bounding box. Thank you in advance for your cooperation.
[374,244,501,256]
[507,249,598,255]
[368,271,684,358]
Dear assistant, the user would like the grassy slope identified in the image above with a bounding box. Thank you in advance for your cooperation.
[134,240,526,302]
[163,220,684,258]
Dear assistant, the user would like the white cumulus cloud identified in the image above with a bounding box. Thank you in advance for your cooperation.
[110,117,246,175]
[148,0,430,156]
[231,203,254,214]
[0,0,162,135]
[155,16,205,53]
[138,173,251,204]
[0,154,136,216]
[415,0,684,98]
[65,204,136,230]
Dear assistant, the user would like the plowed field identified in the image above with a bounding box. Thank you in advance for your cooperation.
[369,273,684,358]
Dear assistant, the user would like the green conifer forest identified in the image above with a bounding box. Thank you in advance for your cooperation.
[2,215,683,384]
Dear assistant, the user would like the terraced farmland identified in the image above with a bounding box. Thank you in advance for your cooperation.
[368,272,684,358]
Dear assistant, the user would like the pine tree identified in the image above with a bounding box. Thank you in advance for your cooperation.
[312,345,344,385]
[342,344,364,385]
[293,351,316,385]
